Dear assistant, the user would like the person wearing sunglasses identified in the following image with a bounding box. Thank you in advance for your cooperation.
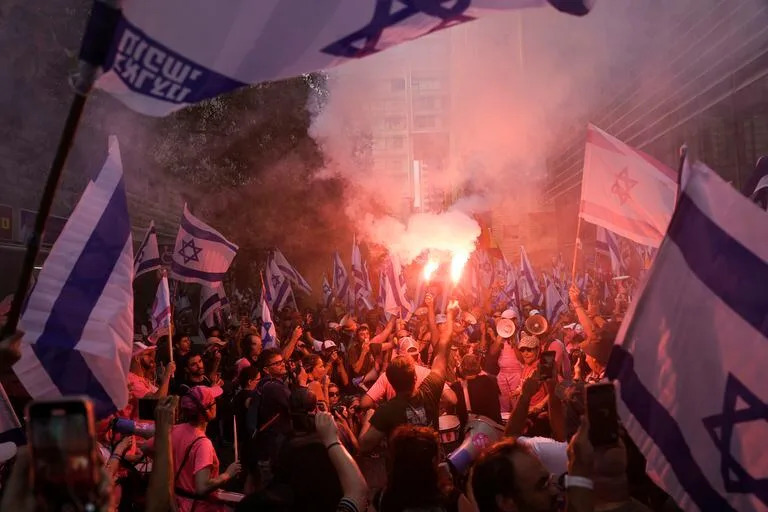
[510,336,548,414]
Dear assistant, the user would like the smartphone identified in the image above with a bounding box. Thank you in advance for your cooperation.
[138,397,160,421]
[539,351,556,381]
[26,398,100,510]
[586,383,619,447]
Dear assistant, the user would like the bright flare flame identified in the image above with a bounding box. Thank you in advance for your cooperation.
[450,252,470,284]
[423,259,439,281]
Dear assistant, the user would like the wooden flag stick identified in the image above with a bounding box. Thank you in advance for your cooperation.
[233,416,239,461]
[571,216,583,281]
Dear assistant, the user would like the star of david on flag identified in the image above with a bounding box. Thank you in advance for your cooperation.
[259,290,278,350]
[170,205,238,286]
[265,256,295,312]
[332,251,352,309]
[270,249,312,295]
[78,1,592,117]
[579,124,677,248]
[607,159,768,512]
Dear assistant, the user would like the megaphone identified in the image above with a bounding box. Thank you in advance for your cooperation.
[495,318,516,339]
[112,418,155,439]
[447,415,505,475]
[525,314,548,336]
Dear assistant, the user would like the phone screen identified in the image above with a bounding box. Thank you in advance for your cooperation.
[586,383,619,447]
[27,399,99,509]
[539,351,556,380]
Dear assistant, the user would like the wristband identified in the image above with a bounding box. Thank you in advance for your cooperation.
[564,475,594,490]
[325,441,341,451]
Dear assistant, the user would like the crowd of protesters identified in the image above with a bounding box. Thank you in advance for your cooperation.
[0,269,683,512]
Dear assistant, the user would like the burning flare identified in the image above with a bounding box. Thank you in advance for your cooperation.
[450,252,470,284]
[423,259,440,281]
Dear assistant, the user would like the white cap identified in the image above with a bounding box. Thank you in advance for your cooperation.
[132,342,157,357]
[529,309,541,317]
[501,309,518,320]
[398,337,419,355]
[322,339,338,351]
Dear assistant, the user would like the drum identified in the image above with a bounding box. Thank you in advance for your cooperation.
[438,414,461,451]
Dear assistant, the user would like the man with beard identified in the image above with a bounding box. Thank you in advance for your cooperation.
[175,349,215,392]
[123,342,175,419]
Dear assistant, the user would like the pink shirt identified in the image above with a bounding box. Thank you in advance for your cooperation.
[170,424,225,512]
[122,372,158,419]
[498,342,523,375]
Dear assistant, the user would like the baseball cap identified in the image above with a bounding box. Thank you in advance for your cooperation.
[501,309,519,320]
[322,339,337,351]
[564,323,585,334]
[132,342,157,357]
[181,385,223,412]
[518,335,541,350]
[398,336,420,356]
[206,336,227,347]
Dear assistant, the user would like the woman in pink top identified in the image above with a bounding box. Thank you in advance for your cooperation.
[171,385,241,512]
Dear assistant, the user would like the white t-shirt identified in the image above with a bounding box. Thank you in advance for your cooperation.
[366,364,442,403]
[518,436,568,477]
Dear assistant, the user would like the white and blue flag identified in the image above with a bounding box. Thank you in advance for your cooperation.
[607,160,768,512]
[322,273,333,309]
[352,236,373,310]
[80,1,592,116]
[134,221,161,278]
[596,226,623,276]
[171,204,238,286]
[259,290,278,350]
[200,282,228,329]
[382,253,411,318]
[544,280,566,325]
[148,273,171,343]
[332,251,352,308]
[271,248,311,295]
[266,256,295,312]
[519,246,542,306]
[15,136,134,418]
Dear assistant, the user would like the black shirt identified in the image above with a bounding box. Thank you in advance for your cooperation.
[250,378,292,462]
[451,375,502,430]
[369,371,445,435]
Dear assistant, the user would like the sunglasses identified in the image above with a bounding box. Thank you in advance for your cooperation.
[519,347,537,353]
[329,391,339,397]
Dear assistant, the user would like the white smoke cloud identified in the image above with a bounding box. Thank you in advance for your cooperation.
[358,207,482,264]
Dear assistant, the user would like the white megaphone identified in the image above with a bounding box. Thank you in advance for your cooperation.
[447,415,505,475]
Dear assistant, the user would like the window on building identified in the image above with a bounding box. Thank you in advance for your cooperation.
[383,115,406,130]
[391,78,406,91]
[388,136,405,149]
[414,115,438,129]
[411,77,442,91]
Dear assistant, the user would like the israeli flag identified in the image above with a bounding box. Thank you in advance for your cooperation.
[608,160,768,512]
[519,246,542,306]
[148,273,171,342]
[134,221,161,278]
[271,248,311,295]
[15,136,133,418]
[352,236,373,310]
[80,1,592,117]
[596,226,623,276]
[544,281,566,325]
[171,204,238,286]
[200,283,228,329]
[377,269,387,309]
[322,273,333,309]
[266,256,295,312]
[383,253,412,318]
[332,252,351,308]
[260,290,278,350]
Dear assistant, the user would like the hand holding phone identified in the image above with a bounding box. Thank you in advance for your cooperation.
[539,351,556,381]
[586,383,619,447]
[26,398,102,511]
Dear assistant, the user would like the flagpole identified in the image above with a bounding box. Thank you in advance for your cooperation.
[571,216,583,281]
[1,67,96,338]
[675,144,688,204]
[166,273,174,365]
